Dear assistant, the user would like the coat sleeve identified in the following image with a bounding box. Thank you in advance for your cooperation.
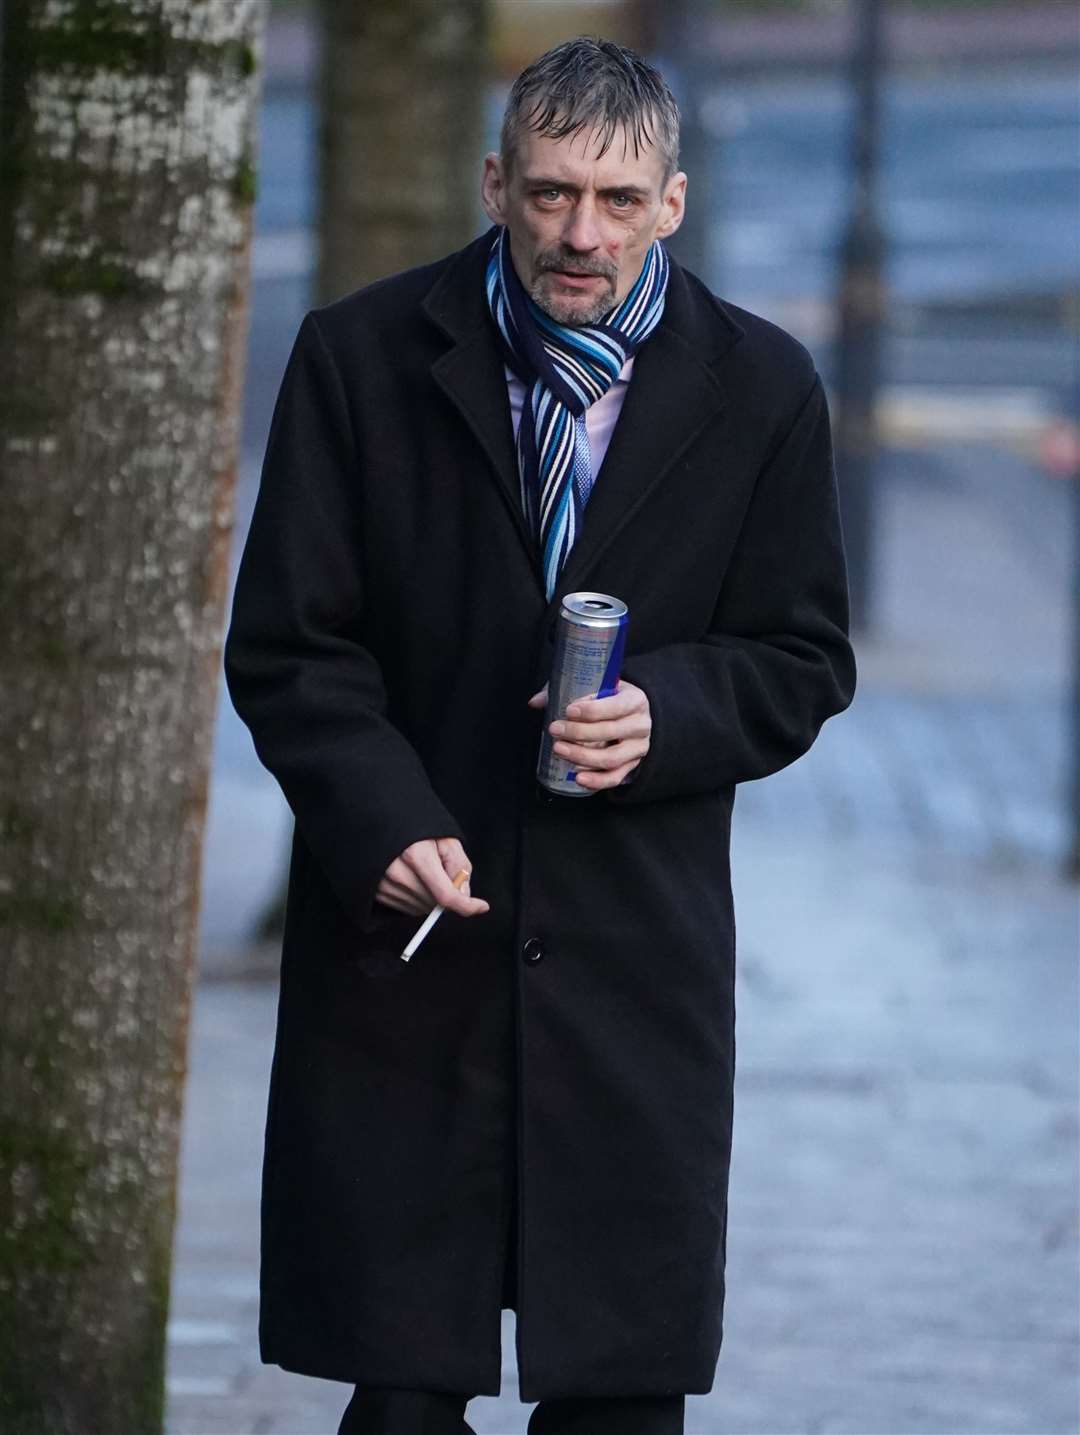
[223,311,467,931]
[603,370,856,806]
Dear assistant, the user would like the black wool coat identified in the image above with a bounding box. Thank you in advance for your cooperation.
[223,226,856,1401]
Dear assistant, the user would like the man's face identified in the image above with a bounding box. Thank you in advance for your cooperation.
[481,122,686,327]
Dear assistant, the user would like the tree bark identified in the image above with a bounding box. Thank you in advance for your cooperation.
[0,3,265,1430]
[315,0,491,304]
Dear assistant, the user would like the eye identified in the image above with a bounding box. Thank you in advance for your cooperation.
[537,187,562,203]
[610,192,635,209]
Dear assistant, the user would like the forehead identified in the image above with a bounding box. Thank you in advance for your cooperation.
[513,121,666,193]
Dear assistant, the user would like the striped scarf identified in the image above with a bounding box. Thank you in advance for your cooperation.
[485,226,669,600]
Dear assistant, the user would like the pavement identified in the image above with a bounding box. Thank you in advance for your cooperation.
[166,419,1079,1433]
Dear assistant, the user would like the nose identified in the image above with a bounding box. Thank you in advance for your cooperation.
[560,195,602,254]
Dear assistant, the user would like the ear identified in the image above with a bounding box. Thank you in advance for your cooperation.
[481,152,506,226]
[654,171,687,241]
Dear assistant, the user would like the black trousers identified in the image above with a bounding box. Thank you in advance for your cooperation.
[337,1386,686,1434]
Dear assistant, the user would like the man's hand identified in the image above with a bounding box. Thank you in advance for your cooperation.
[374,836,490,919]
[527,680,652,790]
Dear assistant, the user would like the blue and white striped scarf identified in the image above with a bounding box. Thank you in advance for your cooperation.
[485,226,669,600]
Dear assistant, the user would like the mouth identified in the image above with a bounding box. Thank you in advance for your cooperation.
[548,269,608,287]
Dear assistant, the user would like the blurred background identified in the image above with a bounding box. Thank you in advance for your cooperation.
[168,0,1078,1430]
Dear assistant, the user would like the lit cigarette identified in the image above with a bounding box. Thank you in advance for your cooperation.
[400,868,470,962]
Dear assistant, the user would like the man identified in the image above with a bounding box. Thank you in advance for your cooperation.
[224,36,856,1435]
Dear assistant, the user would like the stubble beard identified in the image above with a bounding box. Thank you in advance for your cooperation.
[529,254,618,328]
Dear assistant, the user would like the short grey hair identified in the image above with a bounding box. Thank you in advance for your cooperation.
[500,36,681,185]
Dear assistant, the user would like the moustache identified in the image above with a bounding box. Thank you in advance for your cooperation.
[535,253,617,283]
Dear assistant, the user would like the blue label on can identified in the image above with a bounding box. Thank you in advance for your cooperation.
[596,612,628,699]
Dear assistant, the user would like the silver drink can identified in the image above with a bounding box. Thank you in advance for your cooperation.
[537,592,629,797]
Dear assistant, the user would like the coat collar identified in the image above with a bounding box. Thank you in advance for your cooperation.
[423,226,745,619]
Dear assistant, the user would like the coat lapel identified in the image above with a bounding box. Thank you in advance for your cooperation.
[551,311,729,611]
[422,229,745,616]
[425,232,545,591]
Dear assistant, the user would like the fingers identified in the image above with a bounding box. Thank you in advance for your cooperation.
[526,683,549,708]
[551,714,651,745]
[545,682,651,772]
[555,737,651,772]
[550,704,651,747]
[378,858,432,914]
[436,835,469,878]
[549,687,649,746]
[373,884,427,917]
[564,689,642,721]
[573,756,643,790]
[419,852,489,918]
[436,836,474,899]
[398,838,489,918]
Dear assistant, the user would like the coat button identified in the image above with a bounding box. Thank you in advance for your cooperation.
[521,936,545,965]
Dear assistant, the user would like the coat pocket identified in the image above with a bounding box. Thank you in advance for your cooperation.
[341,902,420,982]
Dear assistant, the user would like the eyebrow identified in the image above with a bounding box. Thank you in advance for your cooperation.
[522,176,652,199]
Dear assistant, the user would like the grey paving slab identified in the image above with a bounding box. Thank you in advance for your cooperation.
[169,823,1079,1435]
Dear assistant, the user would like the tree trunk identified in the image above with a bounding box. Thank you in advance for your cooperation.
[0,3,265,1431]
[315,0,491,304]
